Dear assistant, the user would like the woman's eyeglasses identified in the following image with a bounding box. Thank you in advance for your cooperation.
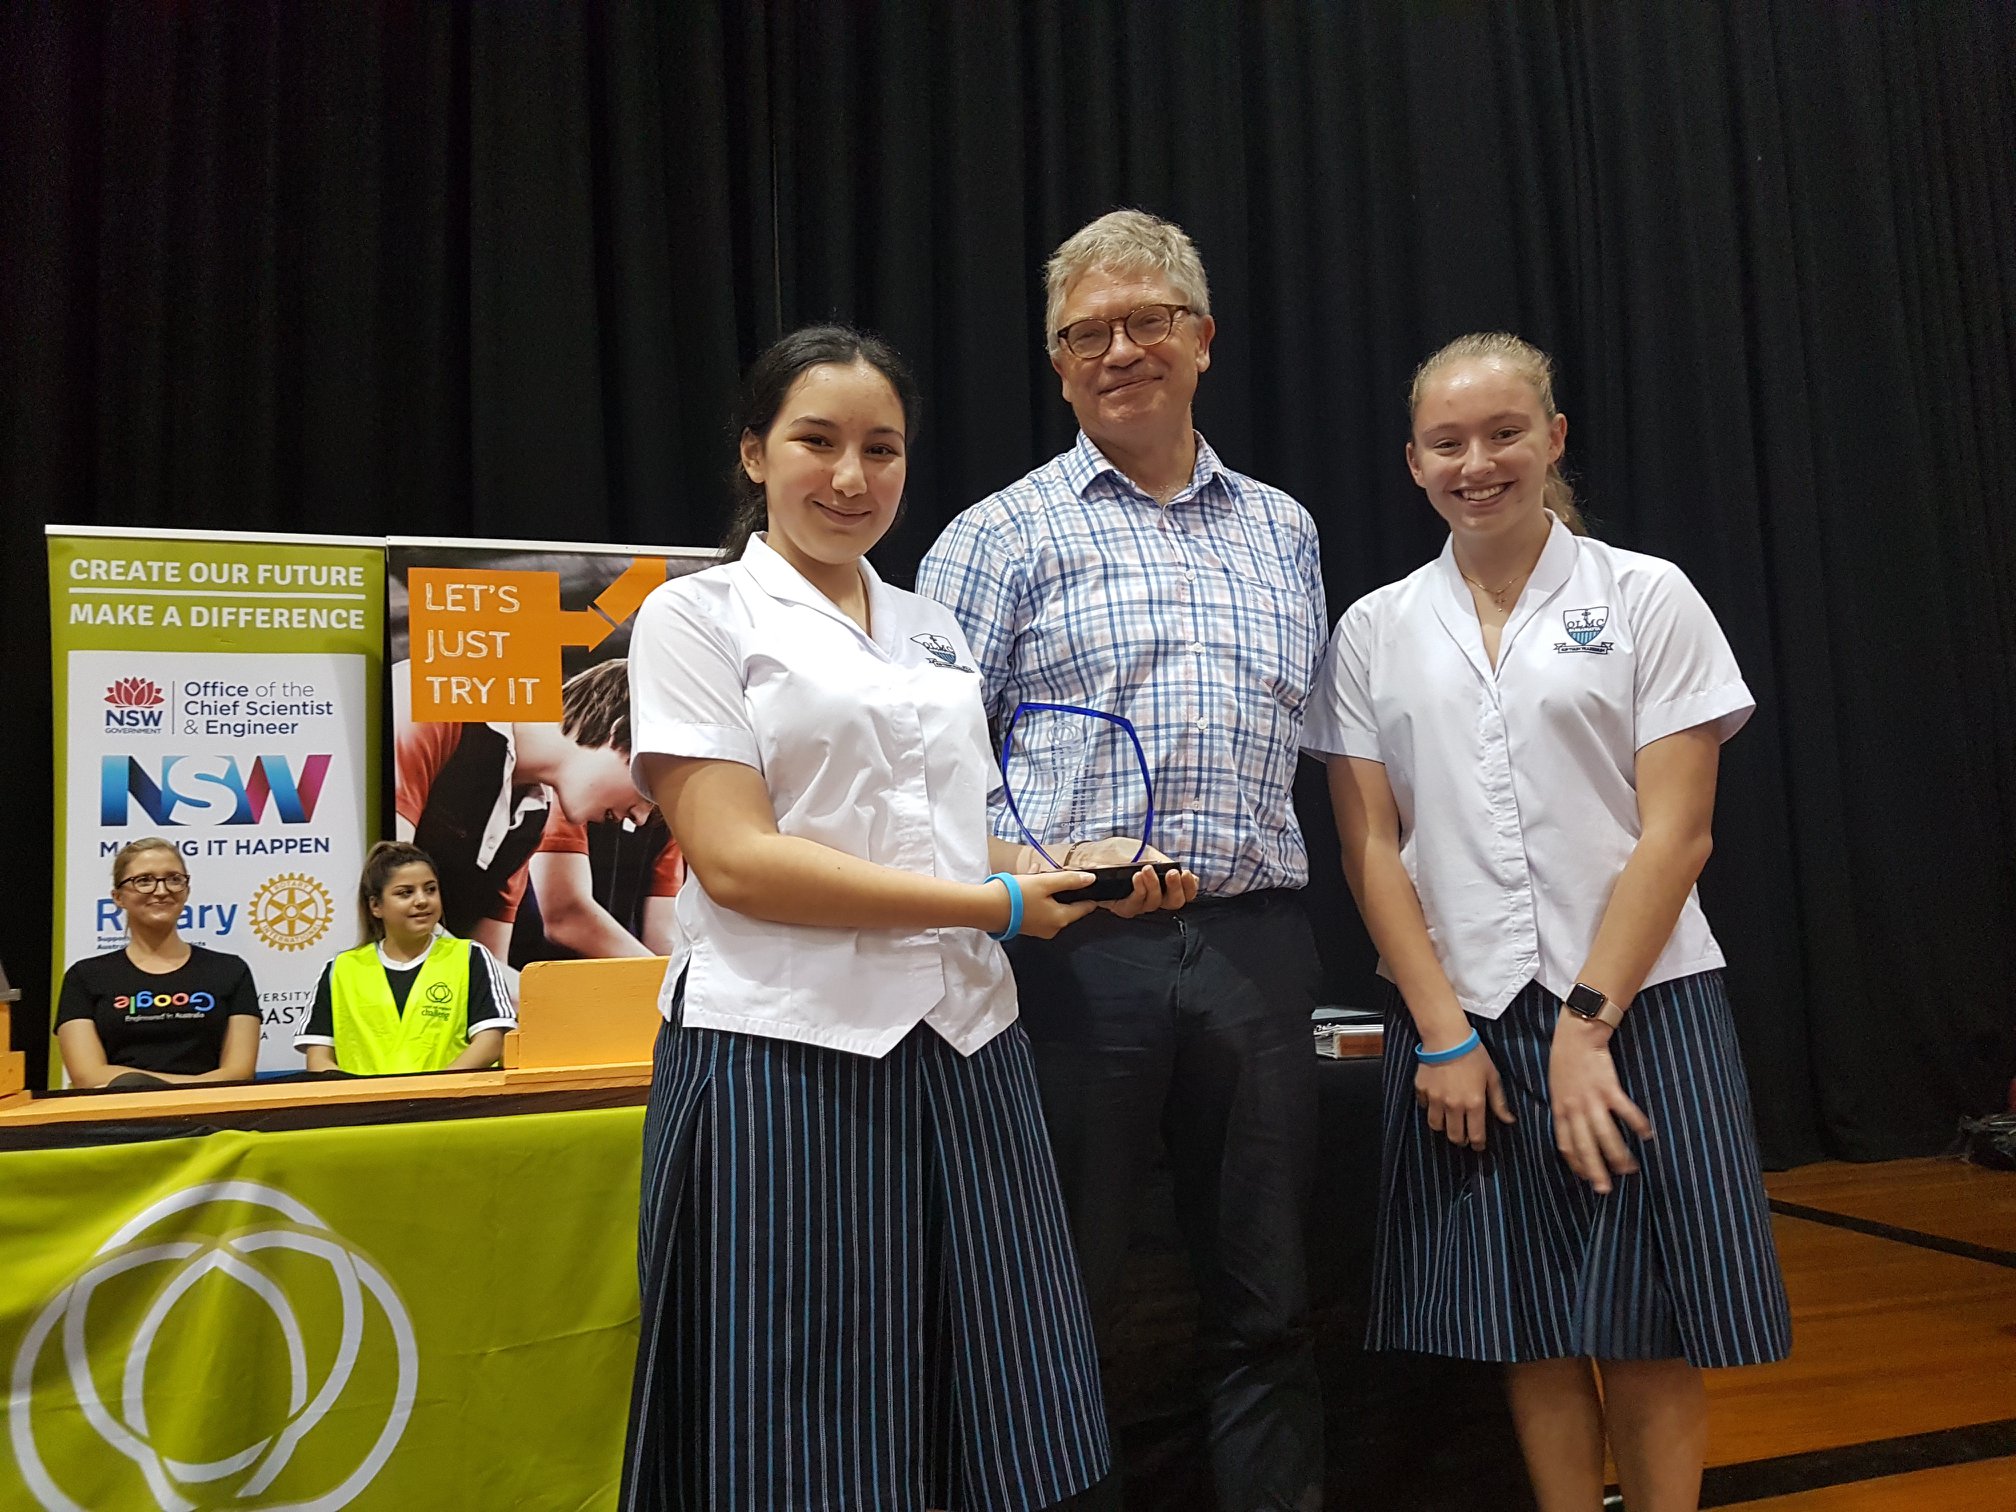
[119,873,190,894]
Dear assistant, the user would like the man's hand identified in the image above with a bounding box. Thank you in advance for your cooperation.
[1062,840,1198,917]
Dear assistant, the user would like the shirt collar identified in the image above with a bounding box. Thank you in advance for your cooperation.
[1064,429,1234,506]
[1433,511,1578,600]
[377,923,449,971]
[1430,512,1581,678]
[1528,512,1579,598]
[475,721,548,868]
[741,531,893,649]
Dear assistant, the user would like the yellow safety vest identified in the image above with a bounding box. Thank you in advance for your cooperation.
[328,936,472,1075]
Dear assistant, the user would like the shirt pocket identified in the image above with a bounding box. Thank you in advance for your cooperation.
[1233,575,1324,719]
[1217,522,1322,716]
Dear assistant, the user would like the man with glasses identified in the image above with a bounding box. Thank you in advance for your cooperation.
[918,209,1327,1511]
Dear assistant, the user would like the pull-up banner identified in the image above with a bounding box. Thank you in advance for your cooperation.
[47,528,384,1075]
[385,537,709,976]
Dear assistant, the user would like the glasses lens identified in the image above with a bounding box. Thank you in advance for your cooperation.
[1126,305,1175,347]
[1063,320,1111,360]
[127,873,189,893]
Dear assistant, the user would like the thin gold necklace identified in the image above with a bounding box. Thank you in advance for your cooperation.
[1459,531,1549,608]
[1460,568,1525,608]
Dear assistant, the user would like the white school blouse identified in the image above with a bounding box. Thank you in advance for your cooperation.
[1301,516,1754,1020]
[627,533,1016,1057]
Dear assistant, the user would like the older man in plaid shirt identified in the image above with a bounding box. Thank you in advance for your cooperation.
[917,209,1328,1512]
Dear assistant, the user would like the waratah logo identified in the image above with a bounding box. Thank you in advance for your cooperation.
[104,678,165,708]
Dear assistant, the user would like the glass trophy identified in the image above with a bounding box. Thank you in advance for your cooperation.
[998,701,1179,902]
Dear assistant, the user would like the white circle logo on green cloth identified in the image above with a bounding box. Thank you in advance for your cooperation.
[8,1180,418,1511]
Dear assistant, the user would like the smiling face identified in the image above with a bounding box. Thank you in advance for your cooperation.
[113,845,190,931]
[1406,356,1567,549]
[739,360,908,588]
[1050,264,1214,453]
[368,862,441,945]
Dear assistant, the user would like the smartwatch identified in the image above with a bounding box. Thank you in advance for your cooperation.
[1564,982,1625,1028]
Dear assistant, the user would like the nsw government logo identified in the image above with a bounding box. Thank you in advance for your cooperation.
[8,1181,418,1511]
[1555,605,1614,655]
[103,677,166,735]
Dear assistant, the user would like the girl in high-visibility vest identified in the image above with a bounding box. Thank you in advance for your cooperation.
[297,841,516,1075]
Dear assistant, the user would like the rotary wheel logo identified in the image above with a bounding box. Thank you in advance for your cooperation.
[248,874,335,954]
[7,1181,418,1510]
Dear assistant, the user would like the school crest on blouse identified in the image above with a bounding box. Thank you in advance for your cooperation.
[1556,606,1614,655]
[909,633,973,673]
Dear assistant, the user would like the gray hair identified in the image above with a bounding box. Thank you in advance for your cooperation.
[1043,209,1213,349]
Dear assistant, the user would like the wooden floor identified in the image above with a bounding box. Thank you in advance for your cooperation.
[1696,1157,2016,1510]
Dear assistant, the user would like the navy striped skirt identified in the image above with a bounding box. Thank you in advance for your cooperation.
[1367,971,1792,1368]
[620,1011,1110,1511]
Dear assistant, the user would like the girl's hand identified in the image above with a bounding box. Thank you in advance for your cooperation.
[1414,1038,1515,1151]
[1548,1012,1653,1193]
[1009,870,1101,939]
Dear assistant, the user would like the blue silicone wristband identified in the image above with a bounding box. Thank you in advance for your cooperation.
[985,872,1024,943]
[1415,1029,1480,1065]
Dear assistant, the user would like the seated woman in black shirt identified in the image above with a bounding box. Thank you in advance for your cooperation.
[56,838,262,1087]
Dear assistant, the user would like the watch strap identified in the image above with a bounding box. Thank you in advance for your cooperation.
[1565,982,1626,1028]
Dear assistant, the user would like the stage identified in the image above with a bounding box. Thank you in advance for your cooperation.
[1105,1068,2015,1512]
[0,1029,2007,1509]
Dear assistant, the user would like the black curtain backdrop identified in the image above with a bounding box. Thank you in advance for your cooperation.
[3,2,2012,1166]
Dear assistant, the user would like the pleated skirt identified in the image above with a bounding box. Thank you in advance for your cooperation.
[1367,971,1793,1367]
[620,1011,1111,1512]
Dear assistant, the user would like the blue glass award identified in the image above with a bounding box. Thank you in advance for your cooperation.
[998,701,1178,903]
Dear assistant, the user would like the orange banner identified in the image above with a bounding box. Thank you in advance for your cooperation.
[406,558,668,722]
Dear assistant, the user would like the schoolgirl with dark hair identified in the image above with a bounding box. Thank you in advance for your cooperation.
[620,323,1194,1510]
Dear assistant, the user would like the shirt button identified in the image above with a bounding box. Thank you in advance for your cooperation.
[1195,717,1209,731]
[1190,641,1205,653]
[1185,570,1197,582]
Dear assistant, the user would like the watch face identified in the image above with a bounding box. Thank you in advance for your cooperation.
[1566,984,1605,1019]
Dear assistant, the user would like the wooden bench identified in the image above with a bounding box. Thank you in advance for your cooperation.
[0,996,26,1107]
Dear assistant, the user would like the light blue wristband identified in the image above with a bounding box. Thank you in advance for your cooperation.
[985,872,1024,943]
[1415,1029,1481,1065]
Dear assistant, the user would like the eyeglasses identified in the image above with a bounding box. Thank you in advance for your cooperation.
[1054,303,1191,362]
[119,873,190,894]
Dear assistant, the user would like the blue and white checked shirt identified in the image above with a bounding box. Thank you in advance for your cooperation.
[916,431,1328,896]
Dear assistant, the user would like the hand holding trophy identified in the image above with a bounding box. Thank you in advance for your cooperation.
[998,702,1199,912]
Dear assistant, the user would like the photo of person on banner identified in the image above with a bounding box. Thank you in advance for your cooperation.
[386,542,711,976]
[532,810,685,958]
[391,657,650,964]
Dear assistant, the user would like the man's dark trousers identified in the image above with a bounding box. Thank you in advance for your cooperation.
[1012,890,1324,1512]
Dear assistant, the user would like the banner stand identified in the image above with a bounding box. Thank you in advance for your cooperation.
[47,527,384,1080]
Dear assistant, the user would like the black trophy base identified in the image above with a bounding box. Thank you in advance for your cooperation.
[1055,861,1181,904]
